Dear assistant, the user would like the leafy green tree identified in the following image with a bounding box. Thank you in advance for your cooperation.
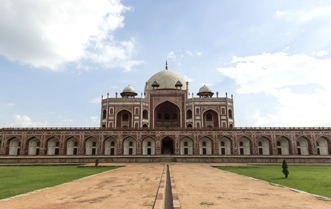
[282,160,289,178]
[95,158,99,167]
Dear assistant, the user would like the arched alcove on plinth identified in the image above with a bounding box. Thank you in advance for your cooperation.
[154,101,180,128]
[161,136,174,155]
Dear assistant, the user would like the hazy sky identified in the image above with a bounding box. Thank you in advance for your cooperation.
[1,0,331,128]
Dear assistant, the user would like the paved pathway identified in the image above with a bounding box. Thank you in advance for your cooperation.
[0,164,164,209]
[171,164,331,209]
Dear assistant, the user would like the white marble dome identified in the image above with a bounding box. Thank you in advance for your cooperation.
[145,70,188,92]
[122,85,136,93]
[199,85,212,93]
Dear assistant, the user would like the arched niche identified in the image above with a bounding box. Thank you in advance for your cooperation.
[85,137,98,155]
[143,110,148,119]
[199,137,212,155]
[276,137,290,155]
[219,137,231,155]
[180,137,193,155]
[297,137,310,155]
[47,137,60,155]
[66,137,79,155]
[104,137,117,155]
[116,110,132,128]
[238,137,250,155]
[316,137,329,155]
[155,101,180,128]
[186,109,192,119]
[203,110,219,128]
[123,137,136,155]
[28,137,40,155]
[257,137,270,155]
[9,138,21,156]
[142,137,155,155]
[162,137,174,154]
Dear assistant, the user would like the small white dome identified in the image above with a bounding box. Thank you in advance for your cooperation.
[199,85,212,93]
[122,85,136,93]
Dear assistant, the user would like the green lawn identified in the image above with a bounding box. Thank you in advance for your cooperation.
[0,166,120,200]
[216,165,331,198]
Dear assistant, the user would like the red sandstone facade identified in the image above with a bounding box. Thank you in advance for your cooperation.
[1,67,330,158]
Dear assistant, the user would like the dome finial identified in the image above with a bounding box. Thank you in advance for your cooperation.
[165,61,168,70]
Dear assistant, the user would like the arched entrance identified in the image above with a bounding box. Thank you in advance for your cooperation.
[155,101,180,128]
[162,137,174,154]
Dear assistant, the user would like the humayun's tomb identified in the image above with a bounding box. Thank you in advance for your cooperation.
[1,63,331,163]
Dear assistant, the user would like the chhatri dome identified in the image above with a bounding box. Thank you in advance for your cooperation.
[144,62,189,93]
[120,84,137,98]
[197,84,214,98]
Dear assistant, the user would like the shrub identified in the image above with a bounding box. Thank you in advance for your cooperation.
[282,160,289,178]
[95,158,99,167]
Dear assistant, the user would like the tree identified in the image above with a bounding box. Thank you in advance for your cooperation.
[95,158,99,167]
[282,160,289,178]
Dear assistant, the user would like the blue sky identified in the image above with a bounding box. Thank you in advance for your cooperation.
[1,0,331,127]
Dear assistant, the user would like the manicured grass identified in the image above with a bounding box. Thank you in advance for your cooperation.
[0,166,120,200]
[216,165,331,198]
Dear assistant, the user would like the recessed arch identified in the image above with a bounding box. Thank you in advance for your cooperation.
[154,101,180,128]
[296,136,311,155]
[102,109,107,119]
[228,109,233,119]
[161,136,174,154]
[66,137,79,155]
[202,109,219,128]
[316,136,329,155]
[123,137,136,155]
[237,137,251,155]
[276,136,291,155]
[199,137,212,155]
[8,137,21,156]
[85,137,98,155]
[116,109,132,128]
[219,136,231,155]
[142,137,155,155]
[104,137,117,155]
[27,137,40,156]
[186,109,192,119]
[143,109,148,119]
[180,137,193,155]
[257,136,271,155]
[47,137,60,155]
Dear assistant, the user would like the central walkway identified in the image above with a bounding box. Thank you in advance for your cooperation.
[1,163,331,209]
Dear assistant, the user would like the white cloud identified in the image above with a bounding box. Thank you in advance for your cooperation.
[91,116,98,122]
[241,104,268,127]
[7,103,14,106]
[283,47,289,51]
[196,52,201,56]
[167,52,176,61]
[186,51,193,56]
[218,52,331,126]
[184,75,194,83]
[276,7,331,23]
[6,115,48,127]
[90,97,101,103]
[0,0,142,71]
[316,50,328,56]
[111,85,120,88]
[57,115,74,123]
[178,63,181,65]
